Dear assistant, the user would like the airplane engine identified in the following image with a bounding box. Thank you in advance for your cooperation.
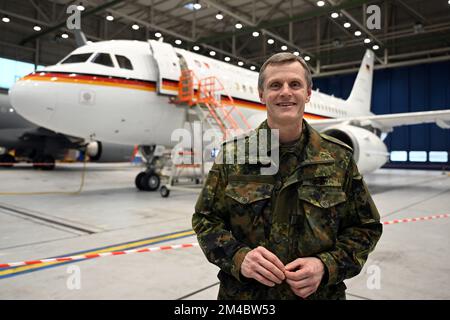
[86,141,102,161]
[85,141,134,162]
[321,125,389,174]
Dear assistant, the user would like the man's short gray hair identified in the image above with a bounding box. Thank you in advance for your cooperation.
[257,52,313,92]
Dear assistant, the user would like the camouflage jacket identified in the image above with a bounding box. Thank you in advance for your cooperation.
[192,120,382,300]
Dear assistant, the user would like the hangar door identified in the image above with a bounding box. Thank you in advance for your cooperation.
[313,60,450,170]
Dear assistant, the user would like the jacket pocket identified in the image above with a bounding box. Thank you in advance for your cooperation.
[296,186,346,255]
[225,181,274,245]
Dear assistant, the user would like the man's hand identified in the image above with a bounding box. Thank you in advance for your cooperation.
[240,246,286,287]
[285,257,325,299]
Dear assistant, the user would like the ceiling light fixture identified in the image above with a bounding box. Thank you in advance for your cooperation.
[354,30,362,36]
[317,1,325,7]
[267,38,274,44]
[304,56,311,61]
[215,12,223,20]
[2,16,10,23]
[193,1,202,10]
[193,45,200,51]
[364,38,371,43]
[132,24,139,30]
[252,31,260,37]
[235,22,243,29]
[106,15,114,21]
[33,25,41,31]
[155,32,162,38]
[331,12,339,18]
[344,22,351,28]
[238,61,244,66]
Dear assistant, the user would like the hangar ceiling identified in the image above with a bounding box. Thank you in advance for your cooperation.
[1,0,450,77]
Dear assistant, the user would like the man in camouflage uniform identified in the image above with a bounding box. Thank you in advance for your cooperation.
[192,52,382,300]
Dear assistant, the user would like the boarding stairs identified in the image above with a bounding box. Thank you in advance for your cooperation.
[177,70,251,140]
[159,70,252,198]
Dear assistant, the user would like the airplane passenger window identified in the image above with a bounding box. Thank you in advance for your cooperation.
[91,53,114,67]
[60,53,93,64]
[116,55,133,70]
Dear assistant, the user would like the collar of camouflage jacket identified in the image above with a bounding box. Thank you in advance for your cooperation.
[252,119,335,168]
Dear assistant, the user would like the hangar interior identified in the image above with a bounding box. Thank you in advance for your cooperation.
[1,0,449,168]
[0,0,449,301]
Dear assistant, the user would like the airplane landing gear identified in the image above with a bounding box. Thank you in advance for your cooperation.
[135,171,161,191]
[0,153,16,168]
[135,145,163,192]
[33,155,55,170]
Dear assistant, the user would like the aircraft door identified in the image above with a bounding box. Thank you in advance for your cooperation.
[148,40,181,96]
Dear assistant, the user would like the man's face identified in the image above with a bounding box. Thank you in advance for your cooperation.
[259,61,311,127]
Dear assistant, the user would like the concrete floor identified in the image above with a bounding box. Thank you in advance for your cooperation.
[0,163,449,300]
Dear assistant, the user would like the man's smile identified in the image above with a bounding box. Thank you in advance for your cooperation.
[276,102,297,107]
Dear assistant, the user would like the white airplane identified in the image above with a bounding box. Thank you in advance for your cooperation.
[8,39,450,191]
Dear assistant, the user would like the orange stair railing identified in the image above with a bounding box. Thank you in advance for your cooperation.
[177,69,251,139]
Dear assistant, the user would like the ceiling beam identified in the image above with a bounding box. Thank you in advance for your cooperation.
[197,0,374,44]
[29,0,52,23]
[328,0,384,46]
[394,0,430,25]
[20,0,125,45]
[314,53,450,78]
[202,0,314,58]
[105,7,260,67]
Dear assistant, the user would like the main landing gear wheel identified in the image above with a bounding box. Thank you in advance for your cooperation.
[135,171,160,191]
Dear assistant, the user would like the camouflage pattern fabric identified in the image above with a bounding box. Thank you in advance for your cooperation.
[192,119,382,300]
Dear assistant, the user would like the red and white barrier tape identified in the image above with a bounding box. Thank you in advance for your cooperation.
[1,214,449,269]
[0,243,199,269]
[382,214,449,225]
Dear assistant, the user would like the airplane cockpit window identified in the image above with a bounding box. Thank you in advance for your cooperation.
[91,53,114,67]
[60,53,93,64]
[115,55,133,70]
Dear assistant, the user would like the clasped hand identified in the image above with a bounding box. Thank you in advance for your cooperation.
[240,246,325,299]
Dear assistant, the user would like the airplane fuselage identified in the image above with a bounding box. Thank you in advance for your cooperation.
[9,40,369,147]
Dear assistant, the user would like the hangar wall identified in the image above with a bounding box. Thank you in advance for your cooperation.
[313,60,450,170]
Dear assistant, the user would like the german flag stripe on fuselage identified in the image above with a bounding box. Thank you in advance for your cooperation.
[21,71,330,120]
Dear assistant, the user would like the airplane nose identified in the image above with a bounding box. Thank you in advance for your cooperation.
[9,73,56,127]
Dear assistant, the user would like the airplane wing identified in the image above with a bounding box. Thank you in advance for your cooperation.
[309,109,450,132]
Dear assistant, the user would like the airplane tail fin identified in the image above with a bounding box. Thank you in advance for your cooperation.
[346,49,375,113]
